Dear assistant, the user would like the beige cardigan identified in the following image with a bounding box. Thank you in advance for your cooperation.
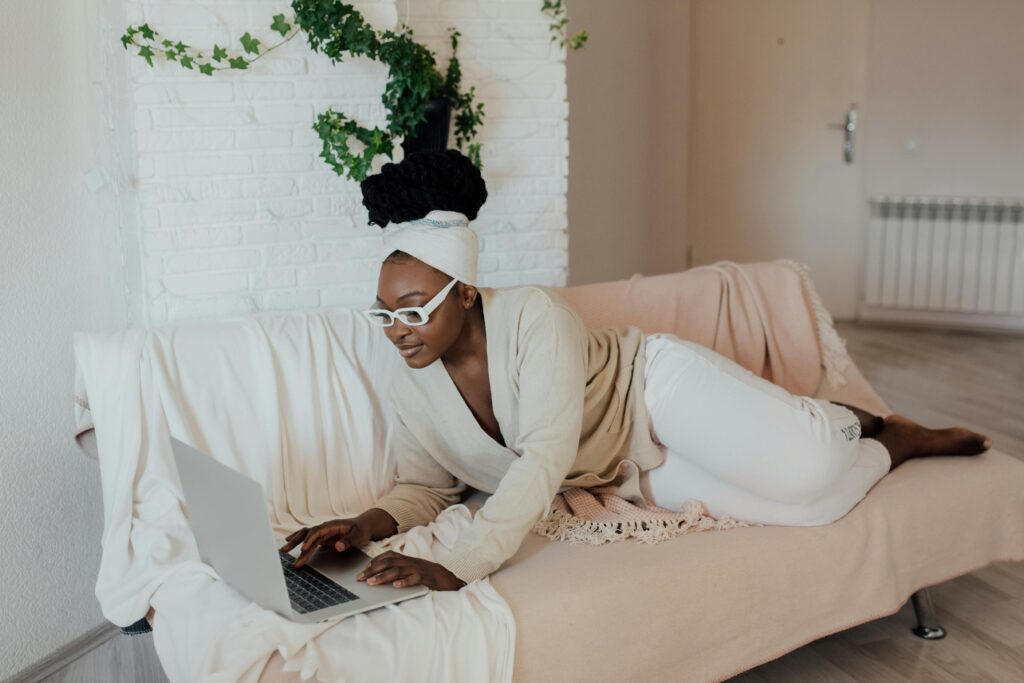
[371,284,666,583]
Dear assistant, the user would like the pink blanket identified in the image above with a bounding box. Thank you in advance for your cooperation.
[532,259,854,544]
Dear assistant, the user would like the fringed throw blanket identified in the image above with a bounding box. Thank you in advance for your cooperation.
[533,489,759,545]
[532,259,850,545]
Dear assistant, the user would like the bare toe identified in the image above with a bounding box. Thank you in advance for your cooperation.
[940,427,991,455]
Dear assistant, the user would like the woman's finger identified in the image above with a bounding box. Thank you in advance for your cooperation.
[305,521,351,553]
[293,548,314,569]
[393,570,421,588]
[299,525,333,557]
[332,526,359,551]
[358,555,404,581]
[365,567,405,585]
[279,528,309,552]
[294,535,327,568]
[279,534,303,553]
[370,551,405,569]
[364,550,396,564]
[360,555,399,577]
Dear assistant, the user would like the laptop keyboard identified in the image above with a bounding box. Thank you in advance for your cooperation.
[278,550,360,614]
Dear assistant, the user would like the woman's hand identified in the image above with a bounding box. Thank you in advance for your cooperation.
[280,517,370,569]
[357,550,466,591]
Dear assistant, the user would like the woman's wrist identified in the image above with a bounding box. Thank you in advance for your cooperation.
[359,507,399,541]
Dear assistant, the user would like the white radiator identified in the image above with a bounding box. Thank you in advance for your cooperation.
[860,195,1024,332]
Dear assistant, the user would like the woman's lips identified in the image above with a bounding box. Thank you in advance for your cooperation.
[398,343,423,358]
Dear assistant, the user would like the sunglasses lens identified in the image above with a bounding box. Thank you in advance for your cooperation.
[366,311,393,326]
[398,311,426,325]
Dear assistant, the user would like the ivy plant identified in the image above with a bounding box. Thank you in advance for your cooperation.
[541,0,588,50]
[123,0,584,182]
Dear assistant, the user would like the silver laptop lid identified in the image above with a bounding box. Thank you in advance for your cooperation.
[170,436,293,616]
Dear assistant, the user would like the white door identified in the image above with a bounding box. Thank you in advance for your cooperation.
[687,0,868,318]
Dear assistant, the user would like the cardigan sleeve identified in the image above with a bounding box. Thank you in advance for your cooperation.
[435,299,588,583]
[370,409,467,534]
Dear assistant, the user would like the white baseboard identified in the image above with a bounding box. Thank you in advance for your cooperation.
[857,304,1024,334]
[3,622,120,683]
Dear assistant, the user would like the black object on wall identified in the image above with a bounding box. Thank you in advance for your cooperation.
[401,97,453,156]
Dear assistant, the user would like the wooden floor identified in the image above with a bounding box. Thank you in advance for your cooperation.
[731,322,1024,683]
[31,322,1024,683]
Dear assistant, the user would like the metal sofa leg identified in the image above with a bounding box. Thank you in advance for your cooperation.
[910,588,947,639]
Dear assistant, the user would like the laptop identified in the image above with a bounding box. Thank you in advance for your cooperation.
[169,436,428,623]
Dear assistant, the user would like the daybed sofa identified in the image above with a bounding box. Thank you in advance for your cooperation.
[75,264,1024,682]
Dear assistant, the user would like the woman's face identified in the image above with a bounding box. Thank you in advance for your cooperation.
[374,258,474,368]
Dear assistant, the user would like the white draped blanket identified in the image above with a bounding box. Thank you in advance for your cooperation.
[72,310,515,682]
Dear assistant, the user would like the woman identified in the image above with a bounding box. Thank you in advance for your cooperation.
[280,150,991,592]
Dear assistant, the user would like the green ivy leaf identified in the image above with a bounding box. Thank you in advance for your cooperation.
[271,14,291,37]
[228,56,249,69]
[120,32,133,49]
[212,44,227,62]
[240,32,260,55]
[139,23,155,41]
[179,54,194,69]
[138,45,154,66]
[198,63,215,76]
[175,41,187,52]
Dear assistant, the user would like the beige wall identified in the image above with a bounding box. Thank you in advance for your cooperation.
[568,0,1023,295]
[566,0,691,286]
[647,1,692,277]
[863,0,1024,198]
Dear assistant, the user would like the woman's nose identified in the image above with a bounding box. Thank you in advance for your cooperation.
[385,319,413,342]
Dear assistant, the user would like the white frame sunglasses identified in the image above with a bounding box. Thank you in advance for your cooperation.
[362,276,459,327]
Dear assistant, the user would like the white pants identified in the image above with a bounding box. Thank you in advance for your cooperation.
[643,332,891,526]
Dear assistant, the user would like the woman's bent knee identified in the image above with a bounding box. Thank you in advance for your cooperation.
[770,397,864,505]
[759,425,861,505]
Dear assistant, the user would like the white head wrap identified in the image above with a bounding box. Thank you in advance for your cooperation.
[379,209,480,286]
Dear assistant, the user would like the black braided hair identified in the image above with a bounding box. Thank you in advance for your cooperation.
[359,149,488,230]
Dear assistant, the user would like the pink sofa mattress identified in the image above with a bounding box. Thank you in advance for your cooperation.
[487,444,1024,682]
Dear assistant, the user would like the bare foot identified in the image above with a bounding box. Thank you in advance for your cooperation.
[876,414,992,470]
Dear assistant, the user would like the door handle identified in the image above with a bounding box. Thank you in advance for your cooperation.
[827,104,857,164]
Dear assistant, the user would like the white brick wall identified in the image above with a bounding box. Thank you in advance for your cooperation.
[112,0,569,325]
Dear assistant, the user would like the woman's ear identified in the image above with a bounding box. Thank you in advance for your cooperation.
[459,283,478,309]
